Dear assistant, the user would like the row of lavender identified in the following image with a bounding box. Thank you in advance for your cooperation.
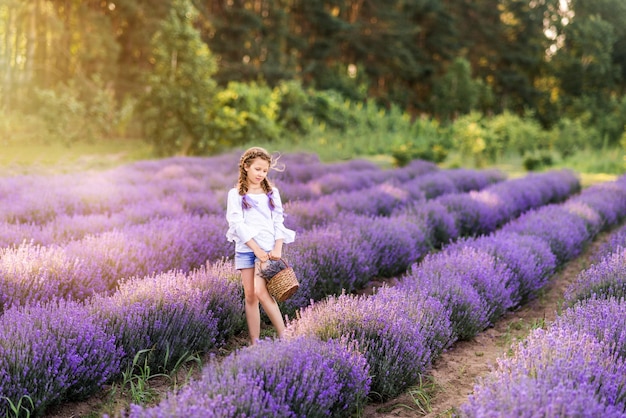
[282,169,578,315]
[0,159,505,313]
[0,153,444,247]
[126,176,626,417]
[460,223,626,417]
[0,168,579,416]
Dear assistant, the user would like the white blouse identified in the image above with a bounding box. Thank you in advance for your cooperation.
[226,187,296,253]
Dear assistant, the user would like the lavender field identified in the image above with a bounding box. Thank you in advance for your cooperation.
[2,151,626,417]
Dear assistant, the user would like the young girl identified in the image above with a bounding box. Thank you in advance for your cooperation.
[226,147,296,345]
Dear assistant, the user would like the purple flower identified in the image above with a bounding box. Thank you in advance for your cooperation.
[0,299,122,416]
[461,327,626,417]
[449,232,557,305]
[564,249,626,306]
[501,204,591,264]
[129,337,370,418]
[400,247,516,340]
[554,297,626,360]
[286,289,451,400]
[90,261,244,371]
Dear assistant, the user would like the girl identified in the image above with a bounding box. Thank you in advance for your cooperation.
[226,147,296,345]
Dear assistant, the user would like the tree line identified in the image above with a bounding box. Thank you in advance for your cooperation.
[2,0,626,154]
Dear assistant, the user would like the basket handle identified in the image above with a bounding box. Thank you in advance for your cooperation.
[266,253,290,268]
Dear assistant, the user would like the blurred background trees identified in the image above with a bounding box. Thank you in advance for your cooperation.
[1,0,626,171]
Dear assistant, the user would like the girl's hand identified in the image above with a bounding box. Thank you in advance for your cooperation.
[268,248,282,260]
[255,251,270,263]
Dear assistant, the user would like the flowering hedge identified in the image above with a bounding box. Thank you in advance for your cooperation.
[284,288,452,399]
[0,300,122,416]
[283,169,579,316]
[128,337,371,418]
[90,261,244,371]
[461,200,626,417]
[3,153,626,417]
[461,327,626,417]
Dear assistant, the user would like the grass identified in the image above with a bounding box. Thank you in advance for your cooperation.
[1,128,622,188]
[0,138,154,175]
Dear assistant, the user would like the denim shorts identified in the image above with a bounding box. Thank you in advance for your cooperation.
[234,251,260,270]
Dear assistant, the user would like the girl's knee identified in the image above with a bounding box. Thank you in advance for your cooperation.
[255,288,274,304]
[244,293,259,305]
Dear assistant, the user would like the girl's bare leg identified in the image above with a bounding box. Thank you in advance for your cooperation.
[240,267,260,344]
[254,268,285,338]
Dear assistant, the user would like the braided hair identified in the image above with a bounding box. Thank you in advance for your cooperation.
[236,147,282,209]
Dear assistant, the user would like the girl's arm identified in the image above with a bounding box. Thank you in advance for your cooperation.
[271,188,296,245]
[269,239,284,260]
[226,188,257,245]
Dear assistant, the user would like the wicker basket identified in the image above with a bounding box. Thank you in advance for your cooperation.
[266,260,299,302]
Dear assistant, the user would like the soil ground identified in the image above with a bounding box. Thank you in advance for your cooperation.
[43,229,610,418]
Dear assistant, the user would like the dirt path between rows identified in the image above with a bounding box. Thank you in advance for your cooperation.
[362,230,611,418]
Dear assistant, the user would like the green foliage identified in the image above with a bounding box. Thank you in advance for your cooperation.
[0,109,47,146]
[34,86,87,145]
[485,111,547,159]
[119,349,168,405]
[451,111,554,168]
[139,0,218,156]
[431,58,483,121]
[309,89,355,132]
[548,117,602,158]
[522,151,554,172]
[274,80,315,135]
[559,146,624,175]
[117,346,201,406]
[2,395,34,418]
[450,112,490,167]
[211,81,282,147]
[390,117,449,166]
[26,78,134,146]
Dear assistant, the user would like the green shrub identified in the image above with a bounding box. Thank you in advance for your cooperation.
[211,81,282,147]
[484,111,546,160]
[522,151,554,171]
[274,80,315,135]
[550,117,602,158]
[34,85,87,145]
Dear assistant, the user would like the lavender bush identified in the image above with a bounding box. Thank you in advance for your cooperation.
[395,200,459,249]
[285,224,374,309]
[129,337,370,418]
[564,248,626,306]
[501,204,591,264]
[596,223,626,262]
[569,181,626,227]
[400,247,516,340]
[358,213,430,278]
[461,328,626,417]
[554,297,626,359]
[435,192,499,237]
[90,261,244,371]
[285,290,452,400]
[0,242,96,312]
[448,232,557,305]
[0,299,122,416]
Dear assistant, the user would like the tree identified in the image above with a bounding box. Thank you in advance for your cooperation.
[430,57,484,122]
[139,0,218,156]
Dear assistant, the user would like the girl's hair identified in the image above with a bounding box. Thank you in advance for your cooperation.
[236,147,283,209]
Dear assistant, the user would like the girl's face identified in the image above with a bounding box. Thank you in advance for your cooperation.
[245,157,270,188]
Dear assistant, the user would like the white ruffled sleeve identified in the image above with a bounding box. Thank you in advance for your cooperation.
[271,188,296,244]
[225,188,257,244]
